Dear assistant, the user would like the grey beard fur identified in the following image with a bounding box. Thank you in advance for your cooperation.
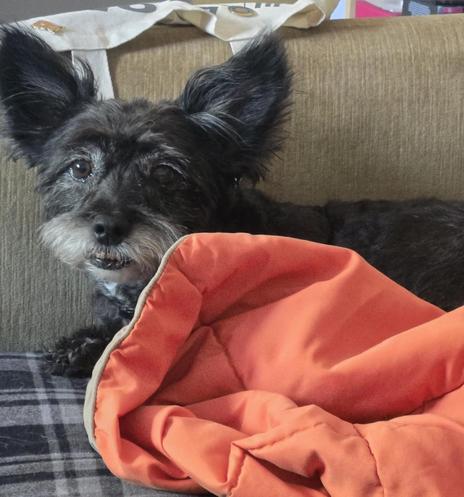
[40,212,184,283]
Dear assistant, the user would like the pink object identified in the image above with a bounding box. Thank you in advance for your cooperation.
[356,0,401,16]
[439,6,464,12]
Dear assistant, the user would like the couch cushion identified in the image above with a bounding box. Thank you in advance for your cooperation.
[109,18,464,204]
[0,151,93,353]
[3,16,464,351]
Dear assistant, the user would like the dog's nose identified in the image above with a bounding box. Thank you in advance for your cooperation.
[93,215,130,246]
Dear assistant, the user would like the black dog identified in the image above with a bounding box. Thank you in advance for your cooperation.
[1,26,464,377]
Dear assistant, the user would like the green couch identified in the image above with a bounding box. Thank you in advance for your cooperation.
[3,16,464,351]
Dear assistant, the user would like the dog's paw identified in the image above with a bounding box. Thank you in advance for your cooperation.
[44,327,112,377]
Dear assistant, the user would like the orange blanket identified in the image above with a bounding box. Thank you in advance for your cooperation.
[84,233,464,497]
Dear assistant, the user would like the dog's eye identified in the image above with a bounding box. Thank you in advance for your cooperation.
[154,163,182,181]
[69,160,93,181]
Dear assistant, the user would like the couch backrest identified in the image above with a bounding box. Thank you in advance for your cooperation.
[2,15,464,350]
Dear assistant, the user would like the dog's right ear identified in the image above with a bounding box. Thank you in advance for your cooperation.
[0,25,97,166]
[177,33,292,184]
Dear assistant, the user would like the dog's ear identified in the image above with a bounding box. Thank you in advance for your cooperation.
[177,33,292,183]
[0,25,97,166]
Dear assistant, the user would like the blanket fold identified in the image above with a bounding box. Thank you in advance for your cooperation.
[84,233,464,497]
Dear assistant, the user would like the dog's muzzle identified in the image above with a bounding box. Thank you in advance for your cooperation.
[87,250,132,270]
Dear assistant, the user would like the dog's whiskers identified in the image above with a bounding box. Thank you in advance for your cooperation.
[39,212,183,280]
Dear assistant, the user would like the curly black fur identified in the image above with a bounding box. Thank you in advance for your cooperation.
[0,25,97,164]
[1,26,464,377]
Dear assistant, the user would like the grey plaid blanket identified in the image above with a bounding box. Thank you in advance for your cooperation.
[0,353,204,497]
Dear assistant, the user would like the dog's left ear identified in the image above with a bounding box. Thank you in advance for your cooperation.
[177,33,292,183]
[0,25,97,166]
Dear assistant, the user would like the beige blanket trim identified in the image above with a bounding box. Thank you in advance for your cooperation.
[83,236,188,451]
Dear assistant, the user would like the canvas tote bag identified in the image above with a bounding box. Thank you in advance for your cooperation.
[17,0,338,98]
